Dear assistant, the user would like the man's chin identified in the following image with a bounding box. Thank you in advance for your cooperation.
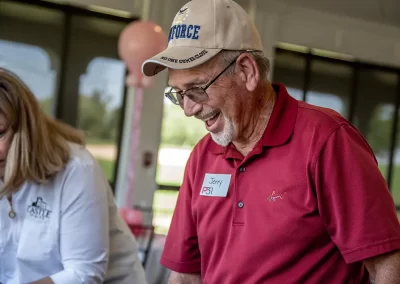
[210,132,232,147]
[209,115,235,147]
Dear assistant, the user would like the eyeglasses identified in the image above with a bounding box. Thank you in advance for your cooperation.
[165,58,237,106]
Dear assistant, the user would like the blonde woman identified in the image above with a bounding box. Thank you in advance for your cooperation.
[0,68,147,284]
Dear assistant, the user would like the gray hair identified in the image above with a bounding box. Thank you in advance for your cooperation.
[216,50,270,79]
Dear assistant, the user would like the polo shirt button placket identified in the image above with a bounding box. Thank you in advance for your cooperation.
[233,165,246,224]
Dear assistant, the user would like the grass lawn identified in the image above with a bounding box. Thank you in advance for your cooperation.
[150,165,400,234]
[378,165,400,205]
[96,155,400,206]
[97,159,115,181]
[97,158,178,234]
[86,138,115,145]
[95,157,400,235]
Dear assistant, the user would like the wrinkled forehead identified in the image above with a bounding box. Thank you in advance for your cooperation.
[167,59,220,89]
[168,69,208,89]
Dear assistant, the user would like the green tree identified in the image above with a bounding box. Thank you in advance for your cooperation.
[105,106,122,141]
[78,89,112,142]
[367,105,393,155]
[39,91,122,145]
[39,97,54,117]
[161,103,208,147]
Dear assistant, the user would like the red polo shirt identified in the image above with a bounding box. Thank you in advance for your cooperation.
[160,83,400,283]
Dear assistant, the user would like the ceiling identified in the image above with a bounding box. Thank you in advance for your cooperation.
[51,0,400,29]
[4,0,399,31]
[281,0,400,28]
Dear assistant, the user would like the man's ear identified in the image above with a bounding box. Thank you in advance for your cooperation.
[236,53,259,92]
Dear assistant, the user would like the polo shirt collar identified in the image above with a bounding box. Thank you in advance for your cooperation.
[208,83,298,155]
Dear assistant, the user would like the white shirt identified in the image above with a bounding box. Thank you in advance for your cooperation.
[0,143,148,284]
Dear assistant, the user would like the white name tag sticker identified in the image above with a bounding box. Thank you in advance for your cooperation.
[200,173,231,197]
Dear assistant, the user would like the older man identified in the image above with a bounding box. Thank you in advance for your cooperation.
[142,0,400,283]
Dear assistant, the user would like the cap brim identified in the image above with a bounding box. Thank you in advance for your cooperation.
[142,47,222,77]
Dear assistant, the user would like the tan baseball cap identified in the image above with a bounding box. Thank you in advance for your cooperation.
[142,0,263,77]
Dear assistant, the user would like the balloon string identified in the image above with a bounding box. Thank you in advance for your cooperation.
[125,87,144,208]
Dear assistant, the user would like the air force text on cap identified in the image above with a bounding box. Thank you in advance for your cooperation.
[168,24,201,42]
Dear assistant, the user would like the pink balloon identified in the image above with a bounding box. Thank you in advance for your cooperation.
[118,208,143,224]
[126,209,143,224]
[122,208,144,236]
[118,20,167,88]
[141,76,153,88]
[118,207,145,235]
[126,73,140,87]
[126,73,154,88]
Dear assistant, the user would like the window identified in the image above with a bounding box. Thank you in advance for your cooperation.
[67,15,129,182]
[273,49,306,100]
[353,70,398,180]
[0,1,63,116]
[0,40,57,115]
[273,44,400,213]
[78,58,126,182]
[0,0,136,186]
[154,90,208,234]
[390,75,400,207]
[306,60,351,117]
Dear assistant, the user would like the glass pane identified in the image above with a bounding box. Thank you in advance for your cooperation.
[272,49,305,100]
[391,77,400,207]
[155,93,209,234]
[157,92,208,186]
[153,189,179,235]
[306,60,351,117]
[77,57,126,181]
[0,1,63,116]
[354,69,397,181]
[68,15,128,183]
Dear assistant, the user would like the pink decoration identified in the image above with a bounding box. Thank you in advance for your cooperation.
[126,73,154,89]
[117,20,167,214]
[118,207,144,236]
[118,20,167,88]
[118,21,167,220]
[124,87,144,209]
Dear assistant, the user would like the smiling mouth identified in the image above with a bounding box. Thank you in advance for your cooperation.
[205,112,221,127]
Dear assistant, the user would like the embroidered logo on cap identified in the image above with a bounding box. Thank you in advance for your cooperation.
[168,24,200,42]
[174,7,190,24]
[169,7,200,42]
[178,7,188,14]
[159,49,208,64]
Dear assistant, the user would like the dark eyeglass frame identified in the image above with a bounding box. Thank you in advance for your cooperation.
[165,57,238,106]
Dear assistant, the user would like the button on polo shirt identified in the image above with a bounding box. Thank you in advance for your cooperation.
[160,83,400,283]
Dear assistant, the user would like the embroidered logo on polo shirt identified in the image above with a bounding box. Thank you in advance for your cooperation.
[27,197,52,219]
[267,191,286,202]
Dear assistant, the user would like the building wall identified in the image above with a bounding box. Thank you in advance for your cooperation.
[54,0,400,210]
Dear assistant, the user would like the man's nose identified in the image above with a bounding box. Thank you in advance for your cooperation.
[183,96,202,117]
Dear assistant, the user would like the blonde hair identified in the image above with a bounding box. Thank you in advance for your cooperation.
[0,68,86,197]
